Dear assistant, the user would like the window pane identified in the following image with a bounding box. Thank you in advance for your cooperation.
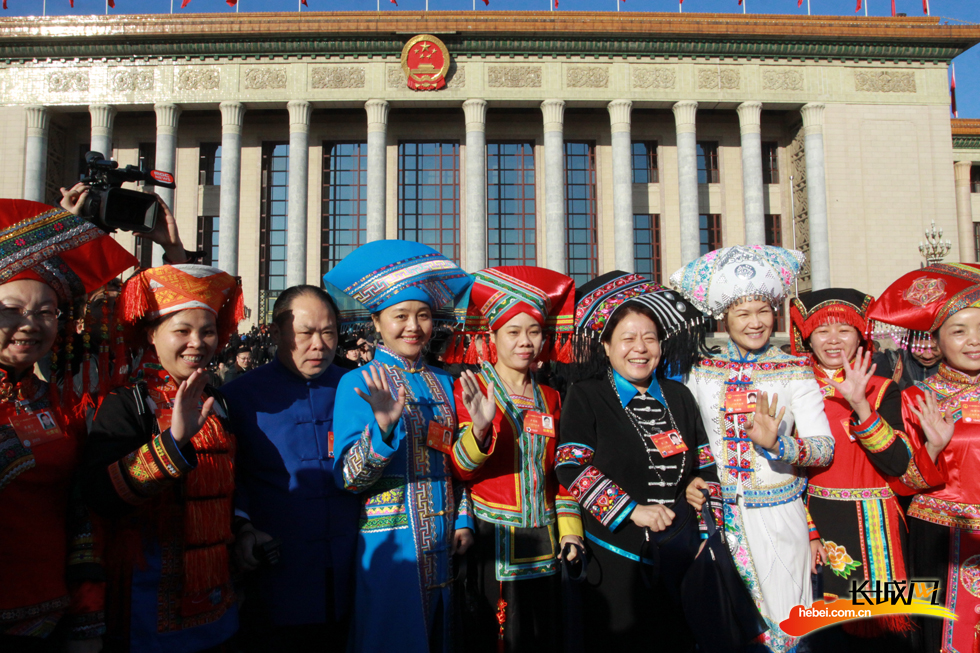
[565,142,597,285]
[398,142,460,263]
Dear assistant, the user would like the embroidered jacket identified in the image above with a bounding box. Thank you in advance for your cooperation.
[450,361,582,540]
[332,345,471,653]
[807,368,912,495]
[555,372,719,562]
[900,364,980,531]
[0,371,104,641]
[686,342,835,507]
[80,378,239,653]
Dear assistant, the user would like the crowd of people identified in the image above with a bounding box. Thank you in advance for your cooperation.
[3,185,980,653]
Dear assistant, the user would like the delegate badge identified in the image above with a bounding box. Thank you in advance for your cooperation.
[840,418,856,442]
[524,411,556,438]
[961,402,980,423]
[725,390,758,414]
[426,420,453,454]
[649,429,688,457]
[328,431,334,459]
[156,408,173,434]
[10,409,64,448]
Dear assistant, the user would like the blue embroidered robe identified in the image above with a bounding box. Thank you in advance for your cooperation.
[332,346,472,653]
[223,358,360,626]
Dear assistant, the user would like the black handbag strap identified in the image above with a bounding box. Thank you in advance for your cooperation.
[699,488,718,538]
[560,542,588,582]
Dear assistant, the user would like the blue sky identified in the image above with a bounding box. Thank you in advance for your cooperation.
[7,0,980,117]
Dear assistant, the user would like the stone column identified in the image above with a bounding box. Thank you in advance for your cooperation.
[463,99,488,271]
[23,106,49,203]
[541,99,566,274]
[365,100,389,243]
[286,101,311,287]
[801,103,830,290]
[89,104,116,159]
[955,161,976,263]
[608,100,634,272]
[219,102,245,275]
[673,101,700,264]
[738,101,765,246]
[153,103,181,266]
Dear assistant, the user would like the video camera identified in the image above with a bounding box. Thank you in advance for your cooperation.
[78,151,176,233]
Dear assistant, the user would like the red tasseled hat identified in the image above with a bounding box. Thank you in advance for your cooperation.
[116,264,245,349]
[446,266,575,364]
[789,288,873,356]
[0,200,138,301]
[866,263,980,339]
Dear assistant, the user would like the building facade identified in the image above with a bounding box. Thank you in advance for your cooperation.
[2,12,978,325]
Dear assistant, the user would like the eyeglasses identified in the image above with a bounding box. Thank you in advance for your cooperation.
[0,304,62,324]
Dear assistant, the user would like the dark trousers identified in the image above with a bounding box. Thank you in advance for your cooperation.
[237,568,349,653]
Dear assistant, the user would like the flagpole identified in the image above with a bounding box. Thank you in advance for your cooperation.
[43,0,46,16]
[743,0,746,14]
[171,0,174,13]
[807,0,810,15]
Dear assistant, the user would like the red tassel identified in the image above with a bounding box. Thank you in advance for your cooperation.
[464,335,479,365]
[447,334,464,364]
[488,337,498,365]
[557,333,573,363]
[496,582,507,652]
[121,274,151,325]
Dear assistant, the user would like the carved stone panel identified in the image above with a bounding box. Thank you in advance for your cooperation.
[854,70,916,93]
[387,66,406,89]
[567,66,608,89]
[311,66,365,89]
[177,69,220,91]
[762,68,804,91]
[244,67,287,90]
[48,71,89,93]
[111,69,154,92]
[446,66,465,89]
[631,66,676,90]
[488,66,542,88]
[697,68,740,90]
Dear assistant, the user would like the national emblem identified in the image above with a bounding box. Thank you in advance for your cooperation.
[400,34,451,91]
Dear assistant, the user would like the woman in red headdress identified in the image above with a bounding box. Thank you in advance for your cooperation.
[789,288,914,651]
[0,199,139,653]
[79,264,244,653]
[448,266,583,653]
[866,263,980,653]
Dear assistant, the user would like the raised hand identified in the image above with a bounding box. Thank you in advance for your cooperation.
[353,364,406,435]
[143,194,188,264]
[908,390,955,462]
[459,370,496,445]
[744,391,787,452]
[825,347,876,421]
[170,368,215,444]
[59,182,90,216]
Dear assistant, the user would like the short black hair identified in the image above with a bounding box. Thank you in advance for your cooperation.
[271,285,340,327]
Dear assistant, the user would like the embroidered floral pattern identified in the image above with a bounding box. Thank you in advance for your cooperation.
[825,541,862,578]
[568,465,633,528]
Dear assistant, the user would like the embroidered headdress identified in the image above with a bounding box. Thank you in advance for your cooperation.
[789,288,874,356]
[669,245,804,320]
[572,271,707,379]
[323,240,473,328]
[117,264,245,349]
[0,199,137,301]
[866,263,980,349]
[445,266,575,364]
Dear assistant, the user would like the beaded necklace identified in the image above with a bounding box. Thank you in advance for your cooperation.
[607,369,687,500]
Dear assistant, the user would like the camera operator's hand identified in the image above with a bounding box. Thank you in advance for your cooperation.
[143,194,189,264]
[59,182,90,216]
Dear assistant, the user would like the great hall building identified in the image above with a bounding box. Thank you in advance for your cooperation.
[2,11,980,326]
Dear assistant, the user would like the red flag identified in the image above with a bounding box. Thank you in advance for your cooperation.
[390,0,397,5]
[554,0,558,7]
[182,0,192,7]
[951,64,959,118]
[483,0,489,5]
[924,0,929,13]
[70,0,74,7]
[301,0,308,4]
[891,0,896,15]
[227,0,237,5]
[2,1,7,9]
[798,0,803,6]
[855,0,861,12]
[108,0,114,6]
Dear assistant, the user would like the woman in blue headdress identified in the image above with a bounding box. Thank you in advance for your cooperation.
[325,240,475,653]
